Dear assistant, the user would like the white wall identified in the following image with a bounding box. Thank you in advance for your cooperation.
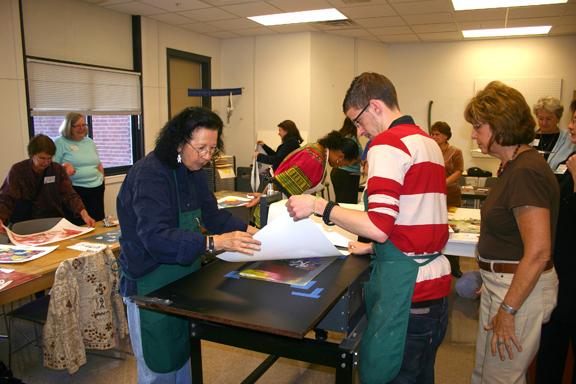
[0,0,29,179]
[387,35,576,175]
[141,18,222,155]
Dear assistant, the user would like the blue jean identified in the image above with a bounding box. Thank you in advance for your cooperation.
[389,297,449,384]
[124,298,192,384]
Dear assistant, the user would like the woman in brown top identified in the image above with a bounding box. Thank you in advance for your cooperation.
[430,121,464,208]
[431,121,464,277]
[466,81,559,384]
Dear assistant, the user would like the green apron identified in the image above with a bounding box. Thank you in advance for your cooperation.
[359,194,440,384]
[133,171,202,373]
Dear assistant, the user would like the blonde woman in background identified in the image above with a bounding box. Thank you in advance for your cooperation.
[54,113,105,223]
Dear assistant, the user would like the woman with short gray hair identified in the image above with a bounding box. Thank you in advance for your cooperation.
[533,96,575,171]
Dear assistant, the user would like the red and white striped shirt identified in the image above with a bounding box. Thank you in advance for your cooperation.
[366,117,451,302]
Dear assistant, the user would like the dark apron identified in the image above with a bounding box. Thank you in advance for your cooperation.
[360,194,440,384]
[132,171,202,373]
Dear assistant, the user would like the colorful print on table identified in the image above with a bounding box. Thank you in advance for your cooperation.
[0,244,59,263]
[3,218,94,247]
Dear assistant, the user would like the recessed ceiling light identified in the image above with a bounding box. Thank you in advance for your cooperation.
[452,0,567,11]
[462,25,552,38]
[248,8,347,26]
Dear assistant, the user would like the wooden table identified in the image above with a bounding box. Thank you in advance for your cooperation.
[0,222,120,305]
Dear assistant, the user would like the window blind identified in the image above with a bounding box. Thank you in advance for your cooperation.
[27,59,141,116]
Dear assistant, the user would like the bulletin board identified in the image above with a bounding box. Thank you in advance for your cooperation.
[471,77,563,157]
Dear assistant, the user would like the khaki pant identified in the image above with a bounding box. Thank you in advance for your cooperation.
[471,268,558,384]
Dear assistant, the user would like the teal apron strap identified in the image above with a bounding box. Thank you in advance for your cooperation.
[359,193,440,383]
[134,170,202,373]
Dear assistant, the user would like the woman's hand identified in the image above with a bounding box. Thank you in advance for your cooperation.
[214,231,261,255]
[486,308,522,361]
[79,209,96,228]
[245,193,261,208]
[0,219,6,234]
[63,162,76,176]
[348,241,373,255]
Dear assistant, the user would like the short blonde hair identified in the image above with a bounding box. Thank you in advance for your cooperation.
[533,96,563,120]
[58,112,84,139]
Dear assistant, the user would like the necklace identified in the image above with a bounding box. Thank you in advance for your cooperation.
[497,145,521,177]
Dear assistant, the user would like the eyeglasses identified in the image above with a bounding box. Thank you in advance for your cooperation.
[472,122,485,130]
[187,142,221,158]
[73,123,88,128]
[352,103,370,127]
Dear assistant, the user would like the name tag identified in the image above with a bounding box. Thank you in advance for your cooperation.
[44,176,55,184]
[70,145,79,151]
[531,138,540,147]
[554,164,567,174]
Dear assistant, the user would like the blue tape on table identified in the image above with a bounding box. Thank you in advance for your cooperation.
[290,280,316,290]
[291,287,323,299]
[225,271,241,279]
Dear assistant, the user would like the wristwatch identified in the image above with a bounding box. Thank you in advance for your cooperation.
[206,236,215,255]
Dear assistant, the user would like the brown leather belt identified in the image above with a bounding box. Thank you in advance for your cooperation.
[478,259,553,274]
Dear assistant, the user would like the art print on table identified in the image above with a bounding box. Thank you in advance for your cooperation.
[0,244,59,263]
[3,218,94,247]
[239,256,337,287]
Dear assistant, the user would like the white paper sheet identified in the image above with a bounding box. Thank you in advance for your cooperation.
[217,208,345,262]
[0,244,59,263]
[4,218,94,246]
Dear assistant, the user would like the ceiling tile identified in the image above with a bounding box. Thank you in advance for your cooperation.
[338,4,397,18]
[390,0,452,15]
[206,17,261,29]
[354,16,406,27]
[452,9,505,22]
[202,0,260,5]
[551,24,576,34]
[269,23,322,33]
[179,22,223,33]
[140,0,210,12]
[508,4,569,18]
[411,22,458,33]
[221,2,283,17]
[403,12,453,24]
[369,25,413,35]
[507,16,563,27]
[419,31,462,41]
[180,7,238,21]
[233,27,278,35]
[266,0,333,12]
[149,13,194,24]
[377,34,421,43]
[105,1,165,15]
[459,20,509,29]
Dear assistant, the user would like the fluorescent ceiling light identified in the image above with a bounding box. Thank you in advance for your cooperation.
[248,8,347,26]
[453,0,567,11]
[462,25,552,38]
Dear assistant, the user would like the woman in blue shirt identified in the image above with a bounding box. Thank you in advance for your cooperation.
[117,107,260,383]
[54,113,105,222]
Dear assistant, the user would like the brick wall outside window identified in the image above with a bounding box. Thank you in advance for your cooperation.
[33,115,133,168]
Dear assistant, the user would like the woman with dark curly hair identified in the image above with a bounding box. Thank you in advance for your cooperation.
[466,81,559,384]
[251,130,358,227]
[117,107,260,382]
[330,118,362,203]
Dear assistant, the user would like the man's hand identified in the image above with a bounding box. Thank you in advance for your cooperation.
[286,195,325,221]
